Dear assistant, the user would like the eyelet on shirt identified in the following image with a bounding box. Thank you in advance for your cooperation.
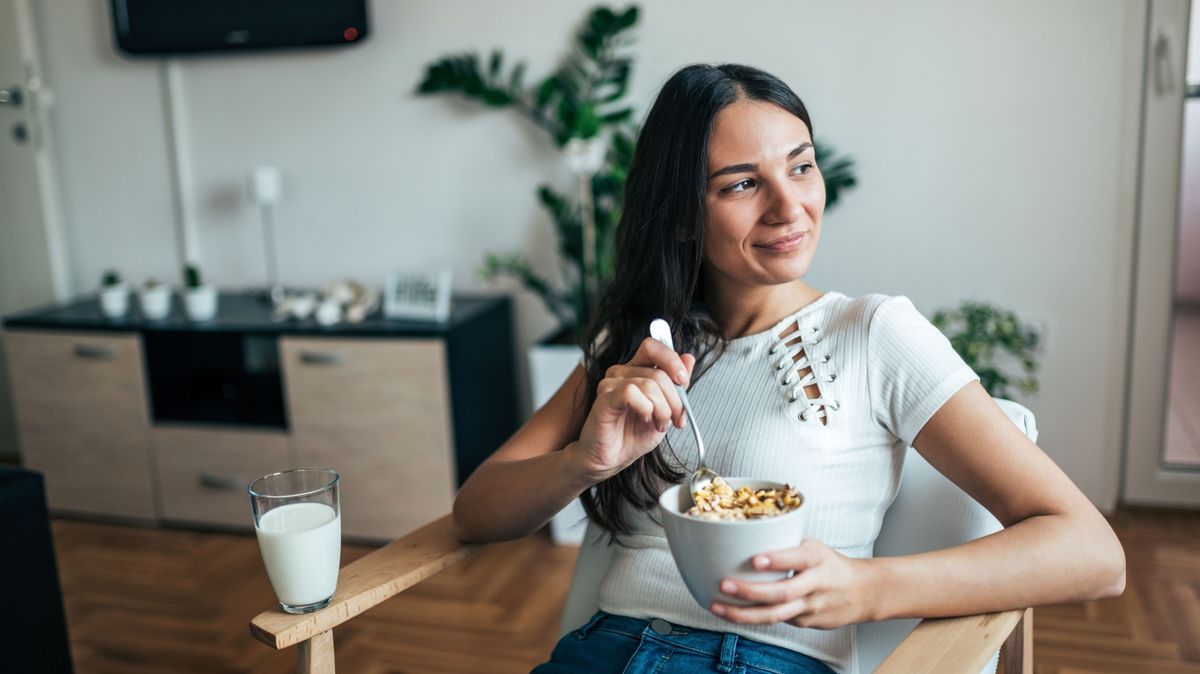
[821,354,832,364]
[830,400,841,410]
[825,373,837,383]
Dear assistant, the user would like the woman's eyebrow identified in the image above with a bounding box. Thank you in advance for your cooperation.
[707,142,814,180]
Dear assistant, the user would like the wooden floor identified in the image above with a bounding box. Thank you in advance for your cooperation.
[49,507,1199,673]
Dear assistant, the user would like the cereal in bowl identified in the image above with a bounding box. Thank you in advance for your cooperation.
[685,477,802,521]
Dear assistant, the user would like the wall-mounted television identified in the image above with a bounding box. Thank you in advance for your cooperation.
[110,0,370,56]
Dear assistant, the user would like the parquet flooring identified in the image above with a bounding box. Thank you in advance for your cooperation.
[48,506,1199,673]
[1033,508,1200,674]
[51,520,578,673]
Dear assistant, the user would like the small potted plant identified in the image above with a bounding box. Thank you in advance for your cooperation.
[139,277,172,321]
[183,264,218,322]
[98,269,129,319]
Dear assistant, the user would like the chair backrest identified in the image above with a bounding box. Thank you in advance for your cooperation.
[558,399,1038,674]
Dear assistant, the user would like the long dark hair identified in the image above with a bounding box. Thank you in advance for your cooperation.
[578,64,815,540]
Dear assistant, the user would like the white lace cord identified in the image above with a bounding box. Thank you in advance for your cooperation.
[769,324,839,422]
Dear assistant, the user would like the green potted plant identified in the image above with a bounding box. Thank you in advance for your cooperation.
[138,277,172,321]
[98,269,129,319]
[183,264,218,322]
[932,301,1041,400]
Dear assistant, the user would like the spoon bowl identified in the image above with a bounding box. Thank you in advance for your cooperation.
[648,319,722,500]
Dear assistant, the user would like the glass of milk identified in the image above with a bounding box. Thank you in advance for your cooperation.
[248,468,342,614]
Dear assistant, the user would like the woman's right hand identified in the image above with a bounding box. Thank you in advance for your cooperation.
[569,338,697,484]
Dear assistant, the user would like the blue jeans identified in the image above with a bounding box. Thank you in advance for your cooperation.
[532,612,837,674]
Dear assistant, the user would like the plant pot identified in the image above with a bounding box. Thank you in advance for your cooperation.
[98,285,129,319]
[139,286,172,321]
[528,341,588,545]
[184,286,218,322]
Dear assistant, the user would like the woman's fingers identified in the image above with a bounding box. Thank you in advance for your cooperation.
[605,365,685,427]
[710,597,810,625]
[628,338,690,386]
[599,380,654,423]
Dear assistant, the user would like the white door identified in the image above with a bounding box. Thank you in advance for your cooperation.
[0,0,70,459]
[1123,0,1200,507]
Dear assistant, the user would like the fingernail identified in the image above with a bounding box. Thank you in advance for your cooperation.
[676,369,687,384]
[657,423,667,433]
[720,580,736,593]
[753,556,770,569]
[711,603,726,616]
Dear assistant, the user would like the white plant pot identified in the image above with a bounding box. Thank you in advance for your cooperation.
[184,286,218,321]
[139,286,172,321]
[98,286,129,319]
[528,342,588,545]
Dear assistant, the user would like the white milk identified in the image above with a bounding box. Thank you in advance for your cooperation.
[255,502,341,607]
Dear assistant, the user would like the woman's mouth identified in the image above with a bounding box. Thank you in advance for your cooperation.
[754,231,808,252]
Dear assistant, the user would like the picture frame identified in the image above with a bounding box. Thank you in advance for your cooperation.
[384,269,453,323]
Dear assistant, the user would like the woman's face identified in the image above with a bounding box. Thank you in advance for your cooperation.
[702,100,825,292]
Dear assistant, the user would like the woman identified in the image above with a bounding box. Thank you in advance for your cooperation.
[453,64,1125,674]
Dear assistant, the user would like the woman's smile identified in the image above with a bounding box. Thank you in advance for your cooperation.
[754,231,809,253]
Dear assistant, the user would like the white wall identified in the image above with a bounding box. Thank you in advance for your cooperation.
[30,0,1142,511]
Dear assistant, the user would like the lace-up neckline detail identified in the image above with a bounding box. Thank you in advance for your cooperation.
[768,316,839,425]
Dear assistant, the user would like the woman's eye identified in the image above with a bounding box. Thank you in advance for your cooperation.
[792,162,815,175]
[722,179,755,193]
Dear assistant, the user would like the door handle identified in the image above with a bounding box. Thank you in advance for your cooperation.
[0,86,22,107]
[73,344,115,360]
[299,350,347,366]
[198,472,244,491]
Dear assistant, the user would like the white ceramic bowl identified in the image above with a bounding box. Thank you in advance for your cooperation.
[658,478,807,610]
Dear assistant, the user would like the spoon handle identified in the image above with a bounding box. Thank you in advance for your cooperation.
[675,385,706,465]
[648,319,707,465]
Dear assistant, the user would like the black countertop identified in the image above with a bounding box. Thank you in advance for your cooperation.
[2,291,505,337]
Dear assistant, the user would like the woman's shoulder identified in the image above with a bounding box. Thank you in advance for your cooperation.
[821,291,910,323]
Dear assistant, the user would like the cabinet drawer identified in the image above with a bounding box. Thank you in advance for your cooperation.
[293,427,454,541]
[4,330,155,519]
[153,427,292,528]
[280,337,453,436]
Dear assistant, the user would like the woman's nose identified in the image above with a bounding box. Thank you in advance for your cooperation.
[763,181,806,225]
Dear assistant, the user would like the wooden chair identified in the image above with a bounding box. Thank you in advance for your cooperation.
[251,400,1038,674]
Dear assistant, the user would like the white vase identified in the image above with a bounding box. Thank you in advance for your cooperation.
[184,286,218,321]
[528,342,588,545]
[139,286,172,321]
[98,285,129,319]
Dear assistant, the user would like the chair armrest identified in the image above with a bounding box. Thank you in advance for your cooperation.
[250,514,476,650]
[873,608,1027,674]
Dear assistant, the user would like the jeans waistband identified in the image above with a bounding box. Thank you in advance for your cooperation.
[577,612,834,674]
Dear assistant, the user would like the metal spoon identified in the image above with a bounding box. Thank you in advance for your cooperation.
[649,319,721,500]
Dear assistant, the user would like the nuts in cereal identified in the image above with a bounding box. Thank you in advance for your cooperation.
[685,477,802,521]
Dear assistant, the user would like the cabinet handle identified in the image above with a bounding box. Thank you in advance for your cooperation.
[73,344,115,360]
[299,350,347,366]
[198,472,244,491]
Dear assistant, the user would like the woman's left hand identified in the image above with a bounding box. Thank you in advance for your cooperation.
[709,538,879,629]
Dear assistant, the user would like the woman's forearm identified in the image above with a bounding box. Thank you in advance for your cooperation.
[867,509,1125,622]
[452,442,595,543]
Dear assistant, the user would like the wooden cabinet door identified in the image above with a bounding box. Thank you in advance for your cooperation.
[153,426,292,528]
[3,330,156,519]
[280,337,456,540]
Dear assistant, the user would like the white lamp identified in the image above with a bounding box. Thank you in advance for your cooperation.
[247,165,284,302]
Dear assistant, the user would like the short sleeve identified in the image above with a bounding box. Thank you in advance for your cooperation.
[866,296,979,447]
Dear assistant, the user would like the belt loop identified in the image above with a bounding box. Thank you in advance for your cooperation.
[573,611,607,640]
[716,632,738,672]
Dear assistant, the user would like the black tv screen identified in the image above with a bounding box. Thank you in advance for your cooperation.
[110,0,369,56]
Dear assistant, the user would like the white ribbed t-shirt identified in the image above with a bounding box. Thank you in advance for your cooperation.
[594,291,979,674]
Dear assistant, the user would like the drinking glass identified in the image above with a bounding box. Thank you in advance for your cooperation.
[248,468,341,614]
